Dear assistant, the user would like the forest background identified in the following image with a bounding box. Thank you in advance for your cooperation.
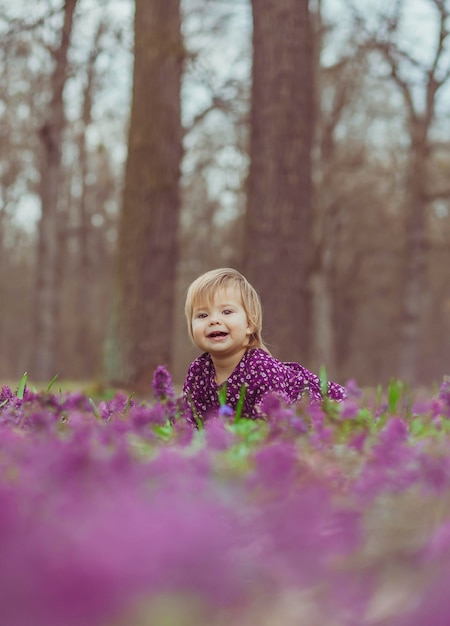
[1,0,449,391]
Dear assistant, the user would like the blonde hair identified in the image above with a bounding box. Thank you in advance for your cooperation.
[184,268,266,350]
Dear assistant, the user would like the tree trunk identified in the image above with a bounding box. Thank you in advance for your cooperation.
[243,0,315,362]
[74,22,105,379]
[0,211,4,367]
[32,0,78,381]
[108,0,183,389]
[398,121,429,383]
[308,1,338,375]
[367,2,450,383]
[309,254,336,373]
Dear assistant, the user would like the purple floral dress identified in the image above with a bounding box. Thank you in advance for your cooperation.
[182,348,346,422]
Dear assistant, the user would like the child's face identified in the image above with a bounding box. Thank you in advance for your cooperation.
[191,286,253,359]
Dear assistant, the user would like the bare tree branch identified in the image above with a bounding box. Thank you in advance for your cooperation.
[424,188,450,202]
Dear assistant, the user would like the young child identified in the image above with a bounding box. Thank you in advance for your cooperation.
[182,268,346,422]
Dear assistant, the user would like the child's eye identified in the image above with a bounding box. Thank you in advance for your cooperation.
[223,309,233,315]
[196,312,207,319]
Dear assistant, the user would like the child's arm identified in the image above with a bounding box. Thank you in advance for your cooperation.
[243,351,297,417]
[182,358,205,426]
[326,380,347,401]
[293,364,347,402]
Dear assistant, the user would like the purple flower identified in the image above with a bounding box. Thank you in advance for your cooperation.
[259,392,284,417]
[411,398,434,417]
[172,418,195,446]
[0,385,27,411]
[391,563,450,626]
[130,404,167,430]
[61,392,93,413]
[420,521,450,564]
[0,385,14,406]
[371,419,412,473]
[254,485,361,587]
[345,378,363,398]
[379,417,408,448]
[430,398,445,419]
[289,415,308,434]
[375,402,388,418]
[152,365,175,401]
[23,411,58,432]
[98,393,131,420]
[251,442,298,492]
[259,393,296,438]
[0,477,248,625]
[311,426,333,450]
[439,377,450,417]
[349,431,367,452]
[218,404,234,420]
[205,419,234,451]
[340,399,360,420]
[308,402,325,430]
[419,453,450,492]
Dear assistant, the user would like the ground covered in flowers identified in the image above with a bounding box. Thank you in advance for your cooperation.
[1,369,450,626]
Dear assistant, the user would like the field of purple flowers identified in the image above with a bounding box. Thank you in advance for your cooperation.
[1,368,450,626]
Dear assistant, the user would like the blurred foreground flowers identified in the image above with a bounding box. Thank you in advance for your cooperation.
[1,374,450,625]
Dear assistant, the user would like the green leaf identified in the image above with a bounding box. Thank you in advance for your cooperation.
[46,373,59,392]
[388,378,404,414]
[152,423,173,440]
[234,384,247,423]
[225,442,252,467]
[218,382,227,406]
[319,365,328,398]
[231,418,267,444]
[125,392,135,410]
[374,384,383,412]
[186,391,203,430]
[17,372,28,400]
[374,411,389,431]
[410,417,426,437]
[89,397,100,418]
[355,407,373,425]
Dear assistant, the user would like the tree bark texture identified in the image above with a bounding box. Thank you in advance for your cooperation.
[375,0,450,383]
[32,0,78,381]
[110,0,183,389]
[398,121,429,384]
[243,0,314,362]
[73,21,104,379]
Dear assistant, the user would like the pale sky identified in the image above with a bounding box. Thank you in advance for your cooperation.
[4,0,450,229]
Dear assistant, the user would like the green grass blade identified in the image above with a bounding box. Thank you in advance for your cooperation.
[218,382,227,406]
[126,392,135,410]
[319,365,328,398]
[186,391,203,430]
[47,374,59,392]
[17,372,28,400]
[234,384,247,423]
[152,423,173,440]
[388,378,403,414]
[89,397,100,418]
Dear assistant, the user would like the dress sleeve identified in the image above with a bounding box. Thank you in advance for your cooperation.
[326,380,347,401]
[291,364,347,402]
[244,351,294,416]
[182,360,202,426]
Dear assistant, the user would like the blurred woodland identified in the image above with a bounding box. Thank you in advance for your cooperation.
[0,0,450,388]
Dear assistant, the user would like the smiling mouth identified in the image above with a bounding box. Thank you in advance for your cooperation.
[208,331,228,338]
